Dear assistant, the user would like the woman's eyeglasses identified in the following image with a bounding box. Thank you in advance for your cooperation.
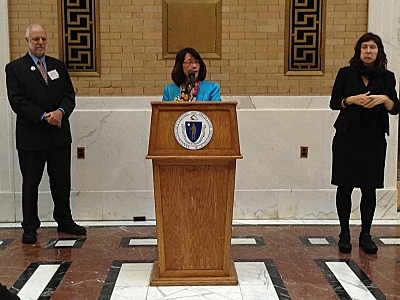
[183,61,200,66]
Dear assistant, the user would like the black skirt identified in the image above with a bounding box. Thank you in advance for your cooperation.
[331,127,387,189]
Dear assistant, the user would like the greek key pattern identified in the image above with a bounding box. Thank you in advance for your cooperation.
[288,0,324,71]
[61,0,98,74]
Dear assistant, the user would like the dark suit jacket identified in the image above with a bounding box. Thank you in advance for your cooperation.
[6,53,75,150]
[329,65,400,135]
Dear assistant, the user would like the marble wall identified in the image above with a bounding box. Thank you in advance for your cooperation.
[0,96,398,222]
[368,0,400,90]
[1,0,400,222]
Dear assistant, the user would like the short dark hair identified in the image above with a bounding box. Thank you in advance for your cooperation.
[349,32,387,69]
[171,48,207,85]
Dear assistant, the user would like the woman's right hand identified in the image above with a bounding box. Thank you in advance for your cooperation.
[347,91,370,106]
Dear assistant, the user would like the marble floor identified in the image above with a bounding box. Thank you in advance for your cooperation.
[0,219,400,300]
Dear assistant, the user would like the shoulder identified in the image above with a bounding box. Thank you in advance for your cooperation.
[165,83,178,88]
[45,56,66,67]
[334,66,354,81]
[164,83,179,91]
[45,55,62,63]
[384,69,395,78]
[200,81,220,89]
[6,54,31,69]
[337,65,352,74]
[162,83,180,101]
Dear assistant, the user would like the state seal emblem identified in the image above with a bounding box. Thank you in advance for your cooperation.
[174,111,213,150]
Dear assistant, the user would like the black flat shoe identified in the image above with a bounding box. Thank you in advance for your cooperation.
[338,233,352,253]
[57,222,86,235]
[22,230,37,244]
[359,233,378,254]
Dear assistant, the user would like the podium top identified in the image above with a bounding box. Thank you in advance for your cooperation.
[147,101,242,159]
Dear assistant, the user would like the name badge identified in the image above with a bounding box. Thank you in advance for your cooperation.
[48,69,59,80]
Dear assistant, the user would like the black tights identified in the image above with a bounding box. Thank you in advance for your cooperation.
[336,186,377,235]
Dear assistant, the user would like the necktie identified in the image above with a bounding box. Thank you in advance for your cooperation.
[37,59,48,84]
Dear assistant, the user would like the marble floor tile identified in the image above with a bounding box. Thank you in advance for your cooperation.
[0,221,399,299]
[316,259,387,300]
[119,236,267,248]
[378,237,400,245]
[327,261,378,299]
[17,264,61,300]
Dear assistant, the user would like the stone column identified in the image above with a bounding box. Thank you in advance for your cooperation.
[0,1,17,222]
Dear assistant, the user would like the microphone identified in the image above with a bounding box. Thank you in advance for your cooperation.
[188,70,195,84]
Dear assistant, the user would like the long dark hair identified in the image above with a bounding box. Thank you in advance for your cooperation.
[171,48,207,85]
[349,32,387,69]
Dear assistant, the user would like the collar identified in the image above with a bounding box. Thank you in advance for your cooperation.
[28,52,47,70]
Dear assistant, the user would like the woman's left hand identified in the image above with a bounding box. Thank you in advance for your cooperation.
[362,94,393,110]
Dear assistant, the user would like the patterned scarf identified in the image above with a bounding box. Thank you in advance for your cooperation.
[180,81,200,101]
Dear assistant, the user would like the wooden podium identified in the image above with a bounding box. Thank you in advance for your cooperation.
[146,101,242,286]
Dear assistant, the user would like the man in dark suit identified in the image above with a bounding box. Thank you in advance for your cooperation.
[5,24,86,244]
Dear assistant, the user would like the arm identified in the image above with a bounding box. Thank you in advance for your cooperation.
[329,67,369,110]
[45,62,75,128]
[197,81,221,101]
[56,62,75,117]
[162,85,170,101]
[329,68,347,110]
[5,62,46,123]
[360,71,400,114]
[210,83,221,101]
[162,84,179,101]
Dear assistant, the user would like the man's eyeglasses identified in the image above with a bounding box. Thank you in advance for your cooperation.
[183,61,200,66]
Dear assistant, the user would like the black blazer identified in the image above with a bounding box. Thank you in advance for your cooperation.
[330,65,400,135]
[6,53,75,150]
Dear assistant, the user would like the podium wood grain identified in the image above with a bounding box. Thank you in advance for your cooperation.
[147,102,242,286]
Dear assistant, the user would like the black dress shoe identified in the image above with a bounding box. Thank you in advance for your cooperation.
[359,233,378,254]
[338,233,352,253]
[57,222,87,235]
[0,283,20,300]
[22,230,37,244]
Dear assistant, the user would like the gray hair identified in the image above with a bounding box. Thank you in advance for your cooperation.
[25,24,46,38]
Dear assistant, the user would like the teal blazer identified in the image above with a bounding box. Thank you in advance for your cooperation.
[162,81,221,101]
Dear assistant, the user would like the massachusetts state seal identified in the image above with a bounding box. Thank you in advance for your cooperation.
[174,111,213,150]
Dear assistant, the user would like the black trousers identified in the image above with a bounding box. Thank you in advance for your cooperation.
[335,185,377,235]
[18,145,73,231]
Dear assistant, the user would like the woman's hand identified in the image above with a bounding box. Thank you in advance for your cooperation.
[363,94,393,110]
[346,92,370,106]
[346,92,393,110]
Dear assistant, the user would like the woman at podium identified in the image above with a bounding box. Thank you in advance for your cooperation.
[162,48,221,102]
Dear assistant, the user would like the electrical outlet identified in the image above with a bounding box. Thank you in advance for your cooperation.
[77,146,85,159]
[300,146,308,158]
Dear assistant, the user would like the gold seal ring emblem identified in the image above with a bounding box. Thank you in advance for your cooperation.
[174,111,213,150]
